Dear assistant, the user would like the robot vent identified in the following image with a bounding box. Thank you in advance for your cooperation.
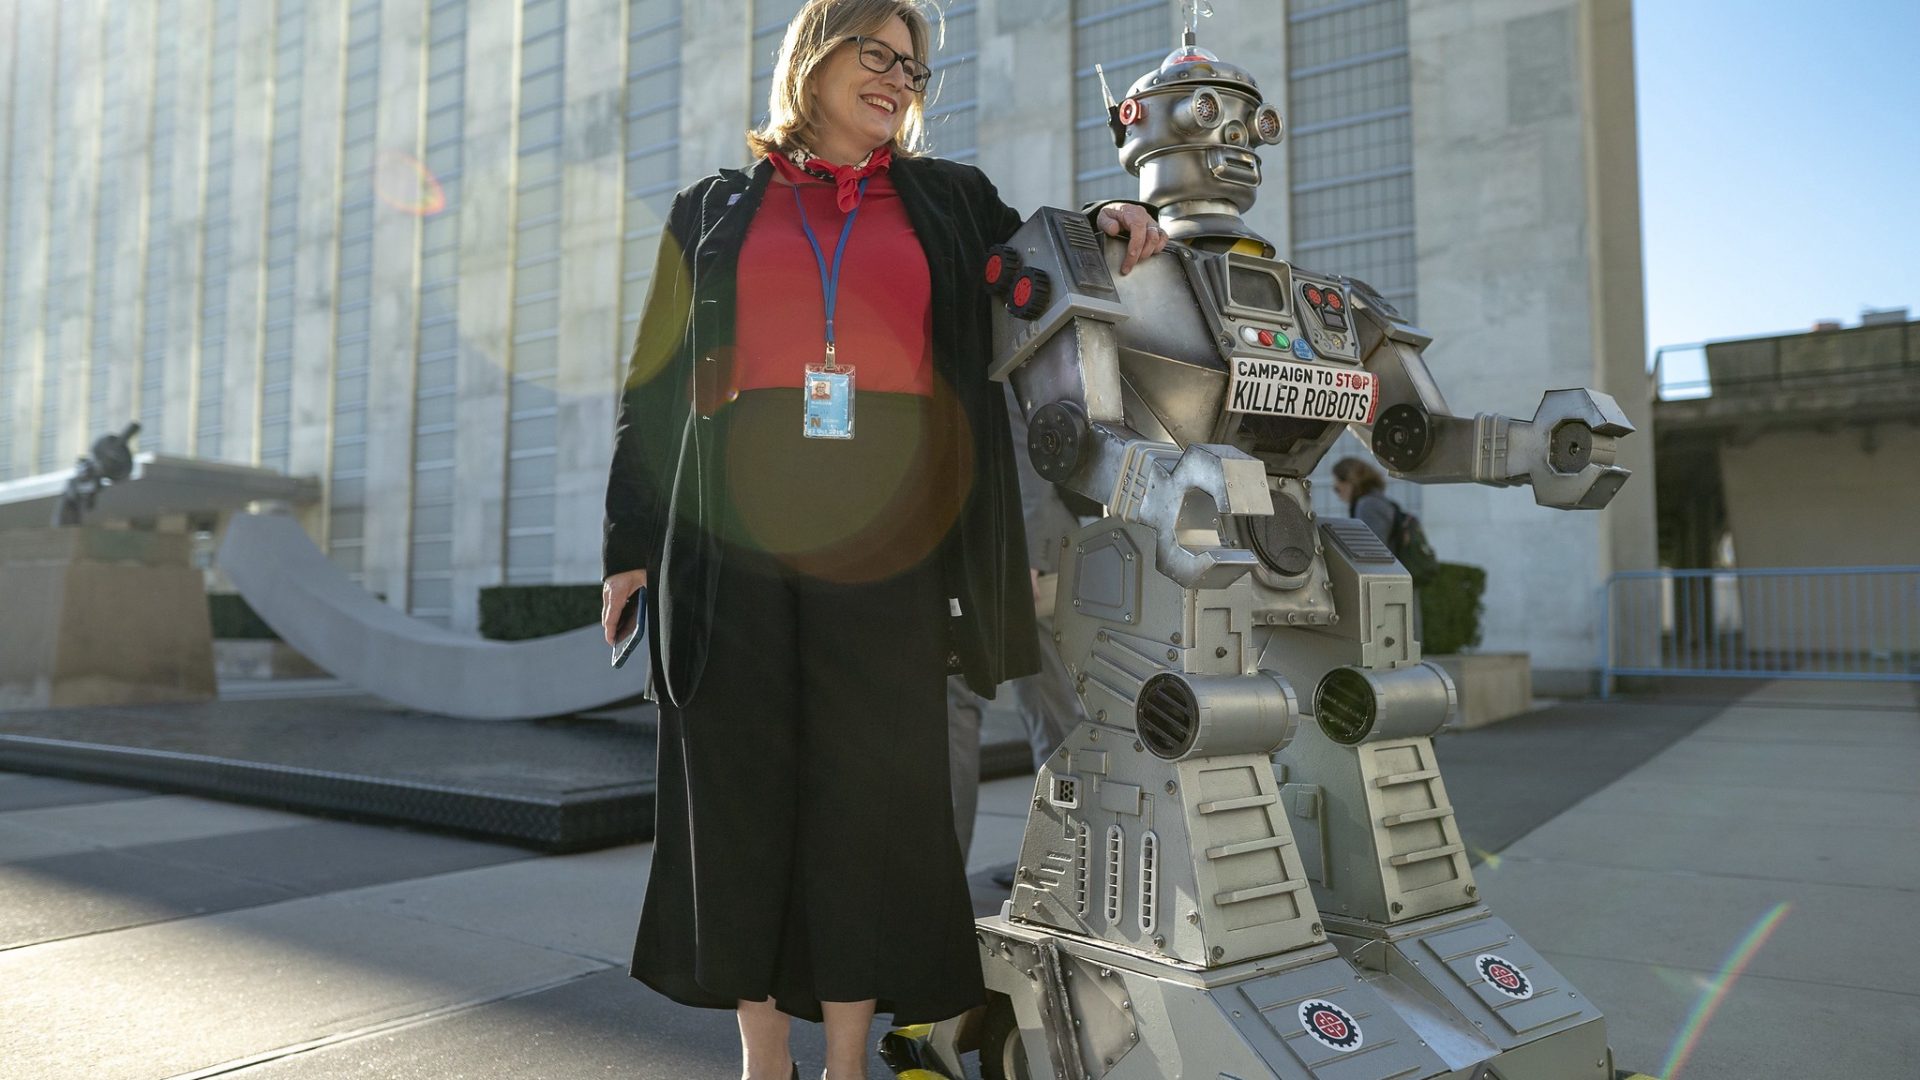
[1315,667,1379,745]
[1074,820,1091,916]
[1138,830,1160,935]
[1105,825,1125,926]
[1138,674,1200,759]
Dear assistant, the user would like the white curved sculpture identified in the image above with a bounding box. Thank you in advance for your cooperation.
[218,512,642,720]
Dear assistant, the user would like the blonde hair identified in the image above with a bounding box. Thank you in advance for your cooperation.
[746,0,937,160]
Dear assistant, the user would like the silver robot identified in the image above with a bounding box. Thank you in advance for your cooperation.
[884,13,1635,1080]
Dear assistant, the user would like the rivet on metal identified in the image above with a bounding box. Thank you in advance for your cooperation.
[1165,781,1177,793]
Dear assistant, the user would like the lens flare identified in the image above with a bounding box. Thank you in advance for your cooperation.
[375,149,447,216]
[1659,901,1792,1080]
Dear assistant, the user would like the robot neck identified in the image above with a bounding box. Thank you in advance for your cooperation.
[1158,198,1275,258]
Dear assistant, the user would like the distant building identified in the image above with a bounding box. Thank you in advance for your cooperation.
[0,0,1650,692]
[1655,315,1920,571]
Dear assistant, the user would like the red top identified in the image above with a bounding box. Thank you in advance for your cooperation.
[729,166,934,398]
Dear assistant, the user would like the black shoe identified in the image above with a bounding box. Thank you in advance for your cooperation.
[989,861,1017,890]
[790,1065,799,1080]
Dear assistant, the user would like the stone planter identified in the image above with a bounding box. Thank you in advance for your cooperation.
[1428,652,1533,729]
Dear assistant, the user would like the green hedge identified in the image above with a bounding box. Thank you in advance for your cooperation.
[1419,561,1485,656]
[208,593,279,640]
[479,584,602,641]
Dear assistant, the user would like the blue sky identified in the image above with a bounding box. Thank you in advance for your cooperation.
[1633,0,1920,361]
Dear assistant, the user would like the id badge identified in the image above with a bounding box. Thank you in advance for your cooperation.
[803,363,855,439]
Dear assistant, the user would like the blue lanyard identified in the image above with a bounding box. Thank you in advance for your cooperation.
[790,175,871,370]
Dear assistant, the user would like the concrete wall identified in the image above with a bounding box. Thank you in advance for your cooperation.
[1721,426,1920,570]
[1407,0,1654,692]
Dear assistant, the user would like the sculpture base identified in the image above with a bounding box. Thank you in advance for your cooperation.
[0,528,216,709]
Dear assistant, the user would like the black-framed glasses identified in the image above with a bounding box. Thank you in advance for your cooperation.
[843,35,931,94]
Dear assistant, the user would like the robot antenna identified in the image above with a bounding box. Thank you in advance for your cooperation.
[1181,0,1213,47]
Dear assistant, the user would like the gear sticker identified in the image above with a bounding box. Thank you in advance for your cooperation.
[1477,954,1534,1000]
[1298,1000,1363,1052]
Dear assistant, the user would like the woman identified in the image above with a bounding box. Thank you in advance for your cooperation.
[1331,457,1396,545]
[600,3,1165,1077]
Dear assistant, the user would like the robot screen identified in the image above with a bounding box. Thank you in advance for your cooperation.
[1228,266,1286,314]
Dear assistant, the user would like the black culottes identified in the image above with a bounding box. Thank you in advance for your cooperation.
[628,389,986,1025]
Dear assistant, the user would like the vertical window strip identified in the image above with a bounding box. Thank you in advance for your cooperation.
[259,0,308,474]
[197,0,241,459]
[326,0,382,581]
[750,0,807,131]
[408,0,467,624]
[1291,1,1418,515]
[138,1,182,452]
[0,2,21,479]
[39,6,96,473]
[1072,0,1169,205]
[504,0,568,585]
[88,13,129,440]
[1285,0,1415,321]
[619,0,681,355]
[924,3,979,162]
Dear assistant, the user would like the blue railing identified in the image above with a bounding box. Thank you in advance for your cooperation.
[1599,566,1920,697]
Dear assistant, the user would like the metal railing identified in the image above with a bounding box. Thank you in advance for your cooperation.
[1600,567,1920,697]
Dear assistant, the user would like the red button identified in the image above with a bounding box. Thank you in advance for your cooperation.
[984,254,1002,283]
[1257,329,1275,347]
[1012,277,1032,307]
[1327,291,1343,311]
[1305,286,1323,306]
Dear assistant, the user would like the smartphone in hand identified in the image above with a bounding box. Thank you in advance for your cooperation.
[612,588,647,669]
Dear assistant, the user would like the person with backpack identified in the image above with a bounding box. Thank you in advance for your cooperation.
[1331,457,1440,630]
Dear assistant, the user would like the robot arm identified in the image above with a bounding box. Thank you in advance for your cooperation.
[1347,285,1634,510]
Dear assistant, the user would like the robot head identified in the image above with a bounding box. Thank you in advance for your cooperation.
[1111,41,1284,250]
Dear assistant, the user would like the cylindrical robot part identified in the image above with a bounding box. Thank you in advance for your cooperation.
[1312,662,1456,745]
[1137,670,1299,761]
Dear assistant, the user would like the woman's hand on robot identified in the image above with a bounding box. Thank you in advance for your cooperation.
[1096,203,1169,276]
[601,569,648,645]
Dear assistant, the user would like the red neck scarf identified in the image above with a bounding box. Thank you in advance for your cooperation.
[770,144,893,212]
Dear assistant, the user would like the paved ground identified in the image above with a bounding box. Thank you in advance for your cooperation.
[1,680,1914,1079]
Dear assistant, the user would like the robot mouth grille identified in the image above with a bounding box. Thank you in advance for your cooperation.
[1138,674,1199,759]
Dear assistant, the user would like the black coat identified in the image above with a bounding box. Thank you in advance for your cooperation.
[603,155,1041,706]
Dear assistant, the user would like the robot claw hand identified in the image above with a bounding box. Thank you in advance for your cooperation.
[1508,388,1636,509]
